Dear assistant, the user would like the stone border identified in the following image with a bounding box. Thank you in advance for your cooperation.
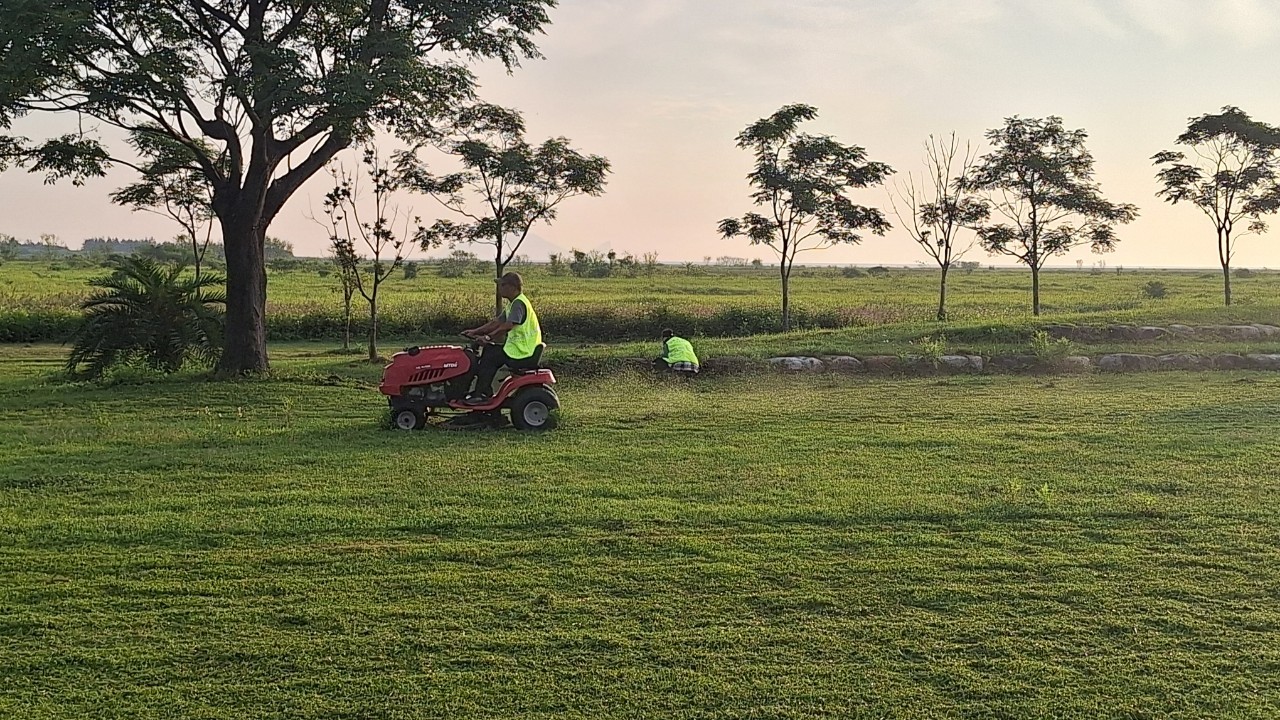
[697,352,1280,375]
[1043,323,1280,342]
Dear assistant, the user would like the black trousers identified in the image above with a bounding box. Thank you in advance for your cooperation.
[473,345,537,396]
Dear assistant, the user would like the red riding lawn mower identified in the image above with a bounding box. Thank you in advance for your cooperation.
[378,336,559,431]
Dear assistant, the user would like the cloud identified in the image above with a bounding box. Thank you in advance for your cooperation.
[1118,0,1278,47]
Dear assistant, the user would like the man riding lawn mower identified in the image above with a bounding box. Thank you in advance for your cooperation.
[378,272,558,431]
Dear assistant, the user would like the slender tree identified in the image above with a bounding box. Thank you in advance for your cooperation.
[888,133,988,321]
[323,146,431,362]
[1153,107,1280,306]
[719,104,893,332]
[0,0,555,374]
[110,129,216,282]
[396,103,610,315]
[330,238,360,352]
[965,116,1138,316]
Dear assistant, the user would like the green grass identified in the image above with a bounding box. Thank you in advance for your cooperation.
[4,260,1280,337]
[2,345,1280,717]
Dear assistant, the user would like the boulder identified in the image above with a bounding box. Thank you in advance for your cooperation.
[988,355,1038,372]
[862,355,901,373]
[1203,325,1261,340]
[1158,353,1210,371]
[1253,324,1280,338]
[1106,325,1141,341]
[825,356,865,374]
[1098,354,1159,372]
[1060,356,1094,372]
[1168,324,1196,336]
[939,355,984,373]
[702,356,756,374]
[1225,325,1263,340]
[1247,354,1280,370]
[769,356,824,372]
[1213,354,1251,370]
[1136,326,1169,340]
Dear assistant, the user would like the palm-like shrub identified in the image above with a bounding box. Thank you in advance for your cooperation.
[67,257,226,379]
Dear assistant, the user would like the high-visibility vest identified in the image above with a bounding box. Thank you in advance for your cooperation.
[504,293,542,360]
[665,336,698,365]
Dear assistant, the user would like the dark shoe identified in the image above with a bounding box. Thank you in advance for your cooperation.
[463,394,491,406]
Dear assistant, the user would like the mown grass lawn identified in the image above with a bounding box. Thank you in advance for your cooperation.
[2,347,1279,718]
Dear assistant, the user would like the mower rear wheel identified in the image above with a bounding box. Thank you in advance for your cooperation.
[393,407,425,431]
[509,387,558,431]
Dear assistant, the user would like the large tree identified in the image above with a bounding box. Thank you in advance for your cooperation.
[888,133,988,321]
[0,0,554,374]
[719,104,893,332]
[965,116,1138,316]
[396,103,609,315]
[1153,107,1280,306]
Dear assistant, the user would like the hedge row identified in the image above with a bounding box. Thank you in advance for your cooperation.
[1,303,871,344]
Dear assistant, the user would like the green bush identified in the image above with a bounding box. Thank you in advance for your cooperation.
[1142,280,1169,299]
[66,258,225,379]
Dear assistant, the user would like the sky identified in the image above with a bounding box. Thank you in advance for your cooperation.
[2,0,1279,268]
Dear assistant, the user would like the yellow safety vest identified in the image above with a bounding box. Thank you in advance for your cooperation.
[504,293,542,360]
[665,336,698,365]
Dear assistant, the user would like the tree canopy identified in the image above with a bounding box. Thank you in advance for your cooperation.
[396,102,609,313]
[1153,106,1280,306]
[1,0,556,373]
[719,103,892,331]
[965,116,1138,315]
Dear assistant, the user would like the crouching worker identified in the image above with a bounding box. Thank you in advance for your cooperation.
[654,329,699,375]
[462,272,542,404]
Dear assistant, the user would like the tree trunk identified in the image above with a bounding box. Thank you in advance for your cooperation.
[1222,262,1233,307]
[1031,263,1041,317]
[937,264,950,322]
[342,294,352,351]
[780,264,791,333]
[217,217,270,374]
[368,293,379,362]
[494,257,505,318]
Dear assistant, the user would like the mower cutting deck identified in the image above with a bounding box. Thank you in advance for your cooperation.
[378,338,559,431]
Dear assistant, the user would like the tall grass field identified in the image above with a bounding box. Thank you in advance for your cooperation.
[3,259,1279,344]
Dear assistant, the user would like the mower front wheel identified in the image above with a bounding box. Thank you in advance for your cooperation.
[509,387,559,431]
[393,407,425,431]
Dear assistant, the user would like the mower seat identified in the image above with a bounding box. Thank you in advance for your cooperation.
[510,344,545,374]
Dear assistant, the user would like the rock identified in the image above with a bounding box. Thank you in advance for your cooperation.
[1106,325,1141,341]
[1253,324,1280,338]
[1042,325,1075,339]
[1247,354,1280,370]
[1136,326,1169,340]
[901,355,939,373]
[825,356,865,374]
[1213,354,1251,370]
[1060,356,1094,372]
[1098,354,1159,372]
[862,355,901,373]
[939,355,983,373]
[1158,353,1209,371]
[988,355,1037,372]
[1203,325,1262,340]
[1168,324,1196,336]
[702,356,755,374]
[769,356,824,372]
[1226,325,1263,340]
